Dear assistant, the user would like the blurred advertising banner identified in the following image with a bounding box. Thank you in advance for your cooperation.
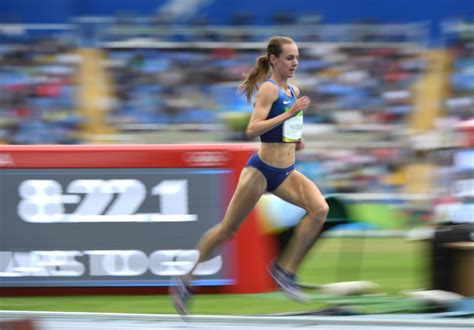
[0,144,276,293]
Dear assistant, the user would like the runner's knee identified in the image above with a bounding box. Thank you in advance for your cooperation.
[307,199,329,224]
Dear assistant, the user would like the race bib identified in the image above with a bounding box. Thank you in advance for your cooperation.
[283,111,303,142]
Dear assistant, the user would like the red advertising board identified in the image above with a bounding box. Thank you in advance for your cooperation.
[0,144,277,295]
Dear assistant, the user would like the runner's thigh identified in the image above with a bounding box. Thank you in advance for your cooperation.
[220,166,267,229]
[273,170,326,213]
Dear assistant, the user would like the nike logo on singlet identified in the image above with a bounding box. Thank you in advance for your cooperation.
[283,100,291,104]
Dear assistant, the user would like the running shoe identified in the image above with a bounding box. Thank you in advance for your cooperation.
[169,276,193,316]
[269,263,309,303]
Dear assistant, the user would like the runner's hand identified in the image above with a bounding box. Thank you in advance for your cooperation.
[288,96,310,117]
[296,138,305,151]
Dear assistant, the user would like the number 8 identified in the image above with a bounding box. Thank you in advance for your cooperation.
[18,180,65,223]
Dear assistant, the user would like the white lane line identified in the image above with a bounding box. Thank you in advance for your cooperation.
[1,310,473,328]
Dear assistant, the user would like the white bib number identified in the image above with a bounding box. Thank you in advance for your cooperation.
[283,112,303,142]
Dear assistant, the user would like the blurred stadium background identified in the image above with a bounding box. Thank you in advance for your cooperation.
[0,0,473,327]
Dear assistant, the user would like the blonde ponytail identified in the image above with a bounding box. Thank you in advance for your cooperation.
[238,55,271,103]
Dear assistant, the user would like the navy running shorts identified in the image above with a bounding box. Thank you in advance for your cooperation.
[246,153,295,191]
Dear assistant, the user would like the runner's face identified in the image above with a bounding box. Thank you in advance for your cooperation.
[272,43,299,79]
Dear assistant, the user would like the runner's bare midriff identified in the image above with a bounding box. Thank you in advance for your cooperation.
[258,142,296,168]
